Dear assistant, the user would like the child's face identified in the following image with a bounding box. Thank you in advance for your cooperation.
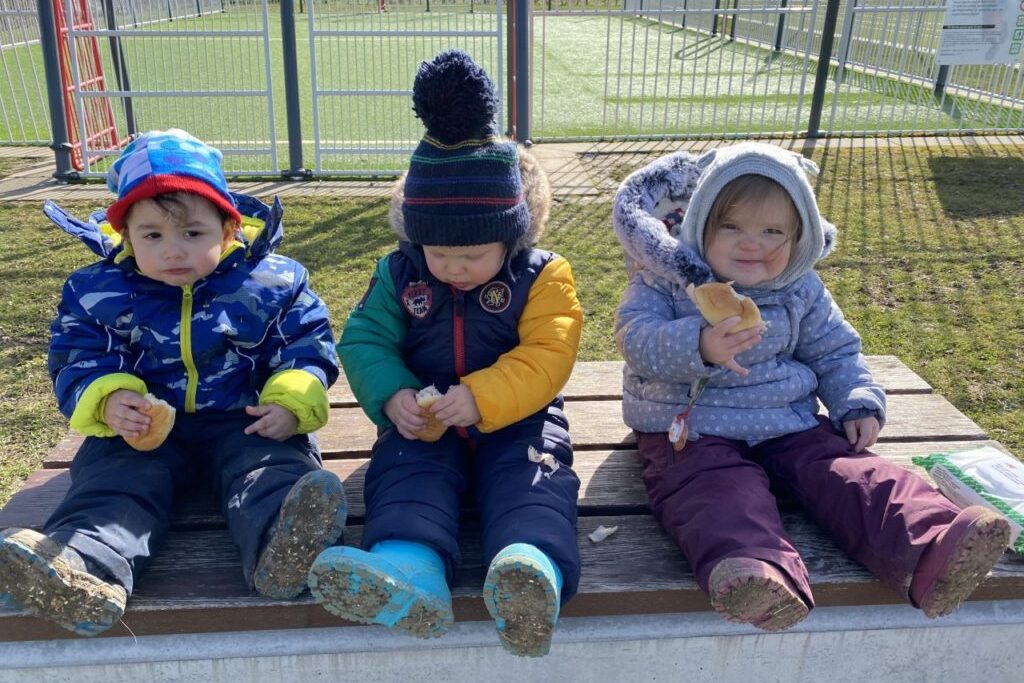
[704,192,798,287]
[423,242,507,291]
[124,194,233,287]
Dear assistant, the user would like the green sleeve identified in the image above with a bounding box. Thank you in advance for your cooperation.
[338,256,421,427]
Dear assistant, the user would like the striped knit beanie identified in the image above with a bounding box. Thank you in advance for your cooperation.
[105,128,241,232]
[402,50,529,247]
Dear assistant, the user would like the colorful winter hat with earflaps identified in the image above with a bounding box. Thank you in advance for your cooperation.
[401,49,529,247]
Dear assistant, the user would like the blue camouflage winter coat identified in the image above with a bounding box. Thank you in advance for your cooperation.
[612,144,885,442]
[46,193,338,436]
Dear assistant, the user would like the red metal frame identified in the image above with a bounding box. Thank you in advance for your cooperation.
[53,0,121,171]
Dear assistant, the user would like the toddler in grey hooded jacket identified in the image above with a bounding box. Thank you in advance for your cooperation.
[611,142,1010,633]
[614,142,884,444]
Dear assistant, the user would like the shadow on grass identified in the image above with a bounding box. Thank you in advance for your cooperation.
[928,155,1024,219]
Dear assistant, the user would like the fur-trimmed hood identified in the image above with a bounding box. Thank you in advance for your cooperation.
[388,142,551,257]
[613,143,836,290]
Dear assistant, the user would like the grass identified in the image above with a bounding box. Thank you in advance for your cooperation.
[0,137,1022,506]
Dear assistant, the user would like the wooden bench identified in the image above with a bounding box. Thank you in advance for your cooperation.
[2,357,1023,652]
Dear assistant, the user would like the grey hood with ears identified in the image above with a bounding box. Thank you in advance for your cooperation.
[613,142,837,290]
[389,144,551,257]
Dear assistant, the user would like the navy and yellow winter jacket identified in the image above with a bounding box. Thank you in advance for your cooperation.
[340,241,582,434]
[45,193,339,437]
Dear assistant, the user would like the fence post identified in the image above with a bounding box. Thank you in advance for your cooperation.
[729,0,737,41]
[934,64,949,98]
[807,0,841,138]
[102,0,136,136]
[280,0,307,178]
[509,0,532,143]
[774,0,787,51]
[36,0,75,180]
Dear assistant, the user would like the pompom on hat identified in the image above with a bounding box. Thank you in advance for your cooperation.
[401,50,530,247]
[104,129,241,232]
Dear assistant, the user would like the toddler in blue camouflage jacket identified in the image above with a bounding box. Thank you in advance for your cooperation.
[0,129,346,636]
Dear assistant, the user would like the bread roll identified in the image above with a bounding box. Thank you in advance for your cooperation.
[124,394,176,451]
[685,282,765,332]
[414,385,448,442]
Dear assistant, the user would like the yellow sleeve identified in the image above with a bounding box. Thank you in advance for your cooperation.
[69,373,149,437]
[461,256,584,433]
[261,369,330,433]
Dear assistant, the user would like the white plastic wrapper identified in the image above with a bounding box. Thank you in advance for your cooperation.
[914,446,1024,554]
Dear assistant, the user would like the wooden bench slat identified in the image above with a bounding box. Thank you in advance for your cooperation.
[325,356,935,405]
[40,392,986,468]
[6,441,1009,531]
[3,513,1022,641]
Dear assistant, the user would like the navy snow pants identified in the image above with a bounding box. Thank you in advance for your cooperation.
[43,410,323,594]
[360,406,581,604]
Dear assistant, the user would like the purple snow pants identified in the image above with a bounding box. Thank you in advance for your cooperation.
[636,416,963,609]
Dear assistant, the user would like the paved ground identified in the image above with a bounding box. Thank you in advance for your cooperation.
[2,135,1022,204]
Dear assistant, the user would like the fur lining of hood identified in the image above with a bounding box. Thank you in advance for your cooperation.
[389,143,551,256]
[613,144,837,290]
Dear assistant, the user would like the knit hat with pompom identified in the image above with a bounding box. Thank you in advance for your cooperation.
[401,49,528,247]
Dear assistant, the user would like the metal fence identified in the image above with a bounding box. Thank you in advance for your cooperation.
[0,0,50,143]
[306,0,504,175]
[6,0,1024,177]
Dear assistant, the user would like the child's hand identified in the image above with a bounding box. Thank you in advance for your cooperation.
[698,316,763,376]
[244,403,299,441]
[844,416,880,453]
[430,384,481,428]
[103,389,152,439]
[384,388,427,440]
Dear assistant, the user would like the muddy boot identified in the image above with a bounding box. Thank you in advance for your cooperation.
[911,505,1010,618]
[707,557,809,632]
[0,528,127,637]
[483,543,562,657]
[309,540,452,639]
[253,469,348,599]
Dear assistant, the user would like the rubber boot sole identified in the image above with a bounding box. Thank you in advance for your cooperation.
[483,552,559,657]
[0,528,126,637]
[913,506,1010,618]
[708,557,809,632]
[254,470,348,599]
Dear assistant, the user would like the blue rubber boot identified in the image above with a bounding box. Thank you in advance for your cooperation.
[309,540,453,639]
[254,469,348,599]
[483,543,563,657]
[0,528,127,637]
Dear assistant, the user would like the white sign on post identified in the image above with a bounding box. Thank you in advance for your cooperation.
[936,0,1024,65]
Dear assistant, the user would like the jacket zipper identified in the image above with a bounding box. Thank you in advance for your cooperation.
[452,288,468,439]
[180,285,198,412]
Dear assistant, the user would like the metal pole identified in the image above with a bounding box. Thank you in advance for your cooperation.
[36,0,75,179]
[280,0,306,178]
[807,0,841,138]
[774,0,787,52]
[712,0,720,36]
[102,0,136,136]
[511,0,531,142]
[934,65,950,98]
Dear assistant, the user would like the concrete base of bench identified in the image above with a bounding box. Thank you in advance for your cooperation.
[1,600,1020,682]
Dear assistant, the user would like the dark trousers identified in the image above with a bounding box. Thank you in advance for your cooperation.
[44,411,322,594]
[636,416,962,608]
[361,408,582,604]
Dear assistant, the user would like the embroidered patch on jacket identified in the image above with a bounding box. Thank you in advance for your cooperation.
[479,281,511,314]
[401,280,432,319]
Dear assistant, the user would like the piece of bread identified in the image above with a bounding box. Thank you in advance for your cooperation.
[124,393,176,451]
[685,282,765,332]
[414,385,448,443]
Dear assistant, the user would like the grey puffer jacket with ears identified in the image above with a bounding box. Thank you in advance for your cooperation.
[612,145,885,441]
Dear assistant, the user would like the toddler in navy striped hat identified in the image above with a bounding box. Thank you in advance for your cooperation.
[311,50,584,658]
